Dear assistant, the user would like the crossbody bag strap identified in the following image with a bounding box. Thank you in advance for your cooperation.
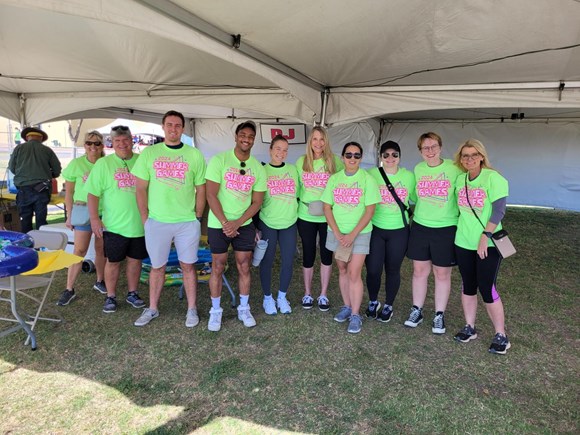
[464,173,486,230]
[379,167,410,227]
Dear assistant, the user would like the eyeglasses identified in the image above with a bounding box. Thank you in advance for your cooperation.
[111,125,129,132]
[461,153,481,161]
[421,145,440,152]
[240,161,246,176]
[382,152,399,159]
[85,141,103,147]
[344,152,362,160]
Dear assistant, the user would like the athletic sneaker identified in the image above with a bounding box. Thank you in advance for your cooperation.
[317,295,330,312]
[237,305,257,328]
[333,306,352,323]
[377,305,393,323]
[263,296,277,315]
[365,301,381,319]
[347,314,363,334]
[432,312,446,334]
[56,289,76,306]
[93,280,107,295]
[277,296,292,314]
[208,307,223,332]
[126,291,145,309]
[185,308,200,328]
[102,296,117,313]
[302,295,314,309]
[489,333,511,355]
[134,308,159,326]
[454,324,478,343]
[403,305,423,328]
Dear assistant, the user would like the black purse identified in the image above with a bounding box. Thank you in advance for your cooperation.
[378,167,412,227]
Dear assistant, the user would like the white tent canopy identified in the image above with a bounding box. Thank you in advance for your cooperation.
[1,0,579,210]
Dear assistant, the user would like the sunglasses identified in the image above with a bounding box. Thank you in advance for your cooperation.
[240,161,246,175]
[344,152,362,160]
[85,141,103,147]
[382,152,399,159]
[111,125,130,132]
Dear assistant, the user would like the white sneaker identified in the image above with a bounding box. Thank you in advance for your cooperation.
[185,308,199,328]
[208,307,223,332]
[277,296,292,314]
[237,305,257,328]
[263,296,277,315]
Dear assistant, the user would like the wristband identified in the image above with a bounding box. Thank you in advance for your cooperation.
[482,231,493,239]
[221,220,228,225]
[196,216,202,222]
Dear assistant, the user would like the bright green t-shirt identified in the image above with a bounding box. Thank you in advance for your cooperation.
[296,154,344,223]
[259,163,299,230]
[205,150,267,229]
[413,159,462,228]
[455,169,509,250]
[321,169,381,234]
[62,156,99,203]
[85,153,144,238]
[368,167,416,230]
[131,143,206,223]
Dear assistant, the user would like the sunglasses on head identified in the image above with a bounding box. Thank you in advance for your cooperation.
[111,125,129,132]
[344,152,362,160]
[85,141,103,147]
[382,152,399,158]
[240,161,246,175]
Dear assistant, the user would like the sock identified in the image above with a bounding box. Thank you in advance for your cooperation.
[264,294,274,301]
[369,300,378,307]
[384,304,393,311]
[436,311,444,316]
[240,294,249,307]
[211,297,221,310]
[278,291,287,300]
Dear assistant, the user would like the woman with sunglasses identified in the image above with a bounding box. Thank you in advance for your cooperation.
[256,135,299,315]
[453,139,511,354]
[296,127,344,311]
[56,130,107,306]
[322,142,381,334]
[404,132,462,334]
[365,141,416,322]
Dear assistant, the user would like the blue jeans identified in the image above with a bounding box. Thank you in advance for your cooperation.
[16,186,51,233]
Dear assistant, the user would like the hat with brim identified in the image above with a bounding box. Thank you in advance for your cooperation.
[21,127,48,142]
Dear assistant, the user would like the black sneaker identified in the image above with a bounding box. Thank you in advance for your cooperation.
[454,324,478,343]
[301,295,314,309]
[103,296,117,313]
[365,301,381,319]
[56,289,76,306]
[317,295,330,312]
[432,312,446,334]
[489,333,511,355]
[403,305,423,328]
[93,280,107,294]
[377,305,393,323]
[126,291,145,308]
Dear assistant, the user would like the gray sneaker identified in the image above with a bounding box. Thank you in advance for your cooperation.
[333,306,352,323]
[93,280,107,295]
[102,296,117,313]
[185,308,200,328]
[347,314,363,334]
[56,289,76,306]
[134,308,159,326]
[126,291,145,309]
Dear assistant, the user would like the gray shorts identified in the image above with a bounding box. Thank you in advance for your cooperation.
[144,218,201,268]
[325,230,371,255]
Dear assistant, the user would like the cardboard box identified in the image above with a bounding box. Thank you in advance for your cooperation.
[0,199,21,232]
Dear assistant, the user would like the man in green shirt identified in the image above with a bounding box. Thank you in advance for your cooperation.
[86,125,147,314]
[8,126,61,233]
[205,121,267,331]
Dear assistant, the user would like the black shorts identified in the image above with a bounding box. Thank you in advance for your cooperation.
[406,222,457,267]
[103,231,148,262]
[208,223,256,254]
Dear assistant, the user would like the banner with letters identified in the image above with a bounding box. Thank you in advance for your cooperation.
[260,123,307,144]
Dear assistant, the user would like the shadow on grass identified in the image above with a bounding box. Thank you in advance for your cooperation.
[1,209,579,433]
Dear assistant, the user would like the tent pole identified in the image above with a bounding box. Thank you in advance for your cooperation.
[319,89,329,127]
[190,118,196,147]
[18,94,27,127]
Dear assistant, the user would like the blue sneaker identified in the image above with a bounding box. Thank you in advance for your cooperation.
[103,296,117,313]
[126,291,145,308]
[489,333,511,355]
[347,314,362,334]
[333,306,352,323]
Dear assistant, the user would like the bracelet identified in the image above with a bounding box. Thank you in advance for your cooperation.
[221,220,228,225]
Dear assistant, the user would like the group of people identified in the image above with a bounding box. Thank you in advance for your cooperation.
[10,110,511,355]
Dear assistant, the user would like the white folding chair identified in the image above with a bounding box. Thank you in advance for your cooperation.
[0,230,68,346]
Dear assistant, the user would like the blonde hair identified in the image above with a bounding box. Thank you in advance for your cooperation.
[302,126,336,173]
[453,139,494,172]
[84,130,106,157]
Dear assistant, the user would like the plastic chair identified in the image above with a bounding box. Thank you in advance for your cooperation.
[0,230,68,347]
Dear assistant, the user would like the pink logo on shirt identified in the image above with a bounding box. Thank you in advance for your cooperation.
[333,186,363,205]
[302,171,330,188]
[153,157,189,179]
[380,186,408,204]
[114,168,136,189]
[225,170,255,192]
[268,176,295,196]
[458,186,486,208]
[416,174,451,201]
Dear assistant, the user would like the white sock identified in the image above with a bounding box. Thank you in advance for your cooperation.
[240,294,250,307]
[211,297,221,310]
[278,291,287,300]
[264,294,274,301]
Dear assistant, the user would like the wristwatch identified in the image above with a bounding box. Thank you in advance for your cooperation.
[482,231,493,238]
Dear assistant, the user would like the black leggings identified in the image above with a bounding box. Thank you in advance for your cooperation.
[297,218,333,268]
[365,226,409,305]
[455,245,502,303]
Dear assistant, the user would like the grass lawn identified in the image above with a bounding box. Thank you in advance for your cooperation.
[1,208,578,434]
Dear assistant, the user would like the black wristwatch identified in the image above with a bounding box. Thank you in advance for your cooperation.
[482,231,493,239]
[196,216,203,222]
